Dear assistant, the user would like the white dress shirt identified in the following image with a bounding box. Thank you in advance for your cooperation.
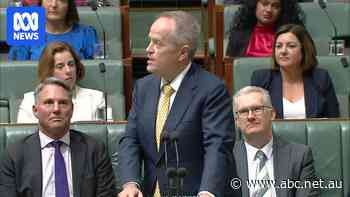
[245,137,276,197]
[283,97,306,119]
[158,62,192,110]
[39,131,74,197]
[17,85,106,123]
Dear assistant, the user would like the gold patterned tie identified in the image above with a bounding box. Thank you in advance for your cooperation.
[154,84,174,197]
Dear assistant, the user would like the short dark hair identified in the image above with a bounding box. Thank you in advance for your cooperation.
[272,24,318,72]
[34,77,73,103]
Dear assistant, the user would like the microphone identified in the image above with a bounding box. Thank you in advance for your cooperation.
[318,0,338,55]
[89,0,107,59]
[99,62,108,121]
[161,131,170,170]
[161,131,175,196]
[169,131,183,196]
[169,132,180,170]
[341,57,349,68]
[166,167,178,196]
[177,167,187,197]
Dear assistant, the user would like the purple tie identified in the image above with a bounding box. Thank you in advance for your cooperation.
[51,140,69,197]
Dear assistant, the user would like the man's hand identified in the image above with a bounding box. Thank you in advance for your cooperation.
[118,183,143,197]
[198,191,215,197]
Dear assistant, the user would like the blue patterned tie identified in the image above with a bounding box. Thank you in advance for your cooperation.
[51,140,69,197]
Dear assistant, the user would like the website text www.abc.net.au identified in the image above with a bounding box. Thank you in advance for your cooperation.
[230,178,343,190]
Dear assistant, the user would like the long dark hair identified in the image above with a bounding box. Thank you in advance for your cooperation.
[40,0,79,26]
[228,0,305,33]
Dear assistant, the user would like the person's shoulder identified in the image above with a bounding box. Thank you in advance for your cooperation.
[193,63,225,86]
[307,68,333,88]
[134,73,158,88]
[309,67,330,78]
[70,129,104,149]
[251,68,277,87]
[275,136,310,154]
[77,86,103,96]
[21,91,35,104]
[73,23,97,33]
[23,91,35,98]
[5,133,38,155]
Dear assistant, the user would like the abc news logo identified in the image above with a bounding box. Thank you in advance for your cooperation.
[6,7,45,46]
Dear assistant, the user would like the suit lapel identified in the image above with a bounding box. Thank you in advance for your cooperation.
[303,75,319,118]
[70,130,86,197]
[157,64,198,163]
[273,136,290,197]
[234,141,250,197]
[270,72,284,118]
[165,63,198,132]
[25,132,43,197]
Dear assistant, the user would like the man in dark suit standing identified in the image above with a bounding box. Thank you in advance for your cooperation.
[233,86,319,197]
[0,77,116,197]
[118,11,238,197]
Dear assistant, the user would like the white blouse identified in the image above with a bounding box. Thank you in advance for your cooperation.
[283,97,306,119]
[17,85,105,123]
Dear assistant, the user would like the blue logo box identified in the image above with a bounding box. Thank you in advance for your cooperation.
[6,7,45,46]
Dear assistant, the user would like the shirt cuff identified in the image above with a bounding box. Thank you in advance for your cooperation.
[198,191,215,197]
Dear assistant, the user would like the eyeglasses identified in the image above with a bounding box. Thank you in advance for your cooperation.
[235,106,272,118]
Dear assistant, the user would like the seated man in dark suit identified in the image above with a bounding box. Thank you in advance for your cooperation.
[233,86,319,197]
[118,11,239,197]
[0,77,116,197]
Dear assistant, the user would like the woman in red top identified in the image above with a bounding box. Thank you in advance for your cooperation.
[226,0,305,58]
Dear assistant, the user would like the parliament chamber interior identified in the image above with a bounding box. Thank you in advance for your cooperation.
[0,0,349,196]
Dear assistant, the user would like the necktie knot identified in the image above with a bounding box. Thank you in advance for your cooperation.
[255,150,267,163]
[51,140,64,149]
[162,84,174,97]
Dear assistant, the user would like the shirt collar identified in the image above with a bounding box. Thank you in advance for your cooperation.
[160,62,192,92]
[39,130,70,149]
[245,136,274,162]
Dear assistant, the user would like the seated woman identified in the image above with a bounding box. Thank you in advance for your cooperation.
[9,0,97,60]
[17,41,105,123]
[226,0,305,58]
[251,24,339,119]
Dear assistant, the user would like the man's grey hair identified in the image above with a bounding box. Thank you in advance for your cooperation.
[34,77,73,103]
[233,86,273,112]
[158,10,200,60]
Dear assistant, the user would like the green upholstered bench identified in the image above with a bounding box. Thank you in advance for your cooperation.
[0,60,125,123]
[0,119,349,196]
[232,56,350,117]
[0,6,122,59]
[300,2,350,56]
[272,119,350,197]
[78,6,123,59]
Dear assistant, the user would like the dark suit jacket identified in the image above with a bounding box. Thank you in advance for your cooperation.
[234,135,319,197]
[226,28,252,57]
[0,129,116,197]
[118,63,239,197]
[251,68,340,118]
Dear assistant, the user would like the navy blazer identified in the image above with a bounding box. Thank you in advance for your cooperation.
[251,68,340,118]
[234,136,319,197]
[118,63,239,197]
